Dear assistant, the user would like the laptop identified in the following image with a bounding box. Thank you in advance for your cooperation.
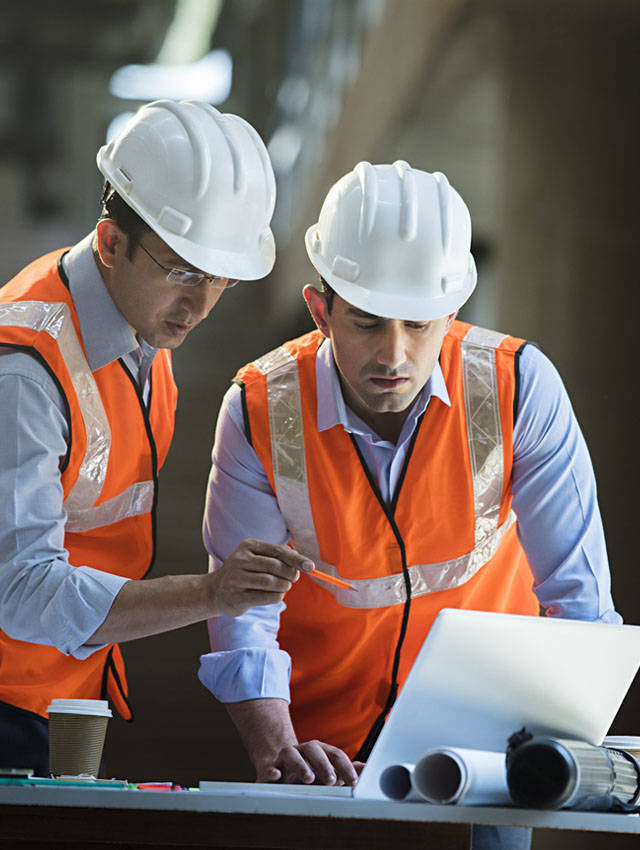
[353,608,640,799]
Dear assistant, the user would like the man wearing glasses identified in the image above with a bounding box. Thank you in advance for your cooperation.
[0,100,309,774]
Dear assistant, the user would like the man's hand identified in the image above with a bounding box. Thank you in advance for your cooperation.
[225,699,364,788]
[207,539,314,618]
[86,540,312,646]
[257,741,364,786]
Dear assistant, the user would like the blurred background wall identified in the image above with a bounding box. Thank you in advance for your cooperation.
[1,1,638,845]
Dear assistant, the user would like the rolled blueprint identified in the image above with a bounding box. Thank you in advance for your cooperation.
[379,763,422,801]
[411,747,511,805]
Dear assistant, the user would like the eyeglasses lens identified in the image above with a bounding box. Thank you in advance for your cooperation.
[167,270,239,289]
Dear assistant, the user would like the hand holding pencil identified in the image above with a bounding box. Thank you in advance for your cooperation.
[306,566,357,592]
[211,540,356,618]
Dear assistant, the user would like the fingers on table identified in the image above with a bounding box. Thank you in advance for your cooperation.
[280,741,359,787]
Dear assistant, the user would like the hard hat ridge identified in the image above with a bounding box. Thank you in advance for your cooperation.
[355,161,378,241]
[304,160,477,321]
[160,100,212,201]
[433,169,468,296]
[433,171,452,255]
[395,160,418,242]
[96,99,276,280]
[222,113,277,219]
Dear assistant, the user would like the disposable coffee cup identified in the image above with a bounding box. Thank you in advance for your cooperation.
[47,699,112,778]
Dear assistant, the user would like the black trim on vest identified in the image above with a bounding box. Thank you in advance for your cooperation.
[101,646,135,723]
[100,647,112,704]
[0,342,73,473]
[232,378,253,448]
[513,341,536,426]
[56,252,71,289]
[118,357,159,579]
[147,365,154,411]
[390,410,428,517]
[348,412,427,762]
[0,698,49,726]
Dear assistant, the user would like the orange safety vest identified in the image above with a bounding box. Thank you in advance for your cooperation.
[0,249,177,721]
[236,323,539,758]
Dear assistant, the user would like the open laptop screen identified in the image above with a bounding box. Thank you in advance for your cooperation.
[354,609,640,799]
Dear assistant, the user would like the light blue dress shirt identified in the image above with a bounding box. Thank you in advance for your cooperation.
[198,337,621,704]
[0,234,158,658]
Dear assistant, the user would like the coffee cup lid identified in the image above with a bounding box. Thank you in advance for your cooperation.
[46,699,112,718]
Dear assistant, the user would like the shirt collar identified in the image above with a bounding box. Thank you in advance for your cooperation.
[62,232,140,372]
[315,337,451,437]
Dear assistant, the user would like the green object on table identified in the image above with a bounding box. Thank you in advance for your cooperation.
[0,776,128,788]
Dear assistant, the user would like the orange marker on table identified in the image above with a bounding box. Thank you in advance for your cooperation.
[307,567,357,592]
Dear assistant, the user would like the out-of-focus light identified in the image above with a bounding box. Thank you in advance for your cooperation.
[268,125,303,175]
[276,75,310,116]
[106,112,136,143]
[156,0,223,65]
[109,50,232,103]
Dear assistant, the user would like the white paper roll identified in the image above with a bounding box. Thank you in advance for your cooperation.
[379,763,422,800]
[412,747,510,805]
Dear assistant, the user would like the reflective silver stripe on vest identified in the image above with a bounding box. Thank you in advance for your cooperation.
[0,300,141,532]
[254,328,512,610]
[253,347,325,561]
[461,325,508,543]
[317,511,516,609]
[65,480,155,533]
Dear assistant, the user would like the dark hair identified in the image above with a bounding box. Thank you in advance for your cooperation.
[319,276,336,313]
[99,182,152,260]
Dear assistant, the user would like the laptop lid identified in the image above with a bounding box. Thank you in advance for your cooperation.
[354,608,640,799]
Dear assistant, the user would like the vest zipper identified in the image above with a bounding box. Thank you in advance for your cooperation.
[118,358,159,577]
[349,410,427,761]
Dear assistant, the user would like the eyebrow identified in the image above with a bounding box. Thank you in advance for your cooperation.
[162,253,201,274]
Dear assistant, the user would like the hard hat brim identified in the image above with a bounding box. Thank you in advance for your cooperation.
[149,220,276,281]
[305,225,476,322]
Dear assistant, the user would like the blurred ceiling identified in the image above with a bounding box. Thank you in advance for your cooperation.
[0,1,175,67]
[0,0,175,220]
[1,0,637,320]
[0,0,378,231]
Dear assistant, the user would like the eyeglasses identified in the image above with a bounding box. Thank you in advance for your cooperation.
[134,239,239,289]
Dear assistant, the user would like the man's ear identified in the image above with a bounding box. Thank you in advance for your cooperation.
[302,285,331,338]
[95,219,125,269]
[445,310,458,332]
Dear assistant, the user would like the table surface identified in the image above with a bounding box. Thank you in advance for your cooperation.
[1,781,639,833]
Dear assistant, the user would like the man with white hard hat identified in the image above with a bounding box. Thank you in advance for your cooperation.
[199,161,619,846]
[0,100,310,775]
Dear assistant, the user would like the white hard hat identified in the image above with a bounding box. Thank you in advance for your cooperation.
[97,100,276,280]
[305,160,477,321]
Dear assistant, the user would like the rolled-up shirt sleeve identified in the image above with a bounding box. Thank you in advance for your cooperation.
[512,345,620,624]
[0,351,128,658]
[199,383,292,703]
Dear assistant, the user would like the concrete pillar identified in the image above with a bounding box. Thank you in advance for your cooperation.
[497,0,640,727]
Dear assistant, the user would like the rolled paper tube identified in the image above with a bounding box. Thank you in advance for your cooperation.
[412,747,511,806]
[379,763,422,801]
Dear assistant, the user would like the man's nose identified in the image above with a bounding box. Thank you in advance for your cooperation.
[376,324,407,371]
[179,282,224,319]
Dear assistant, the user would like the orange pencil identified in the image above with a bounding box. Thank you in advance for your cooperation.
[307,568,357,592]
